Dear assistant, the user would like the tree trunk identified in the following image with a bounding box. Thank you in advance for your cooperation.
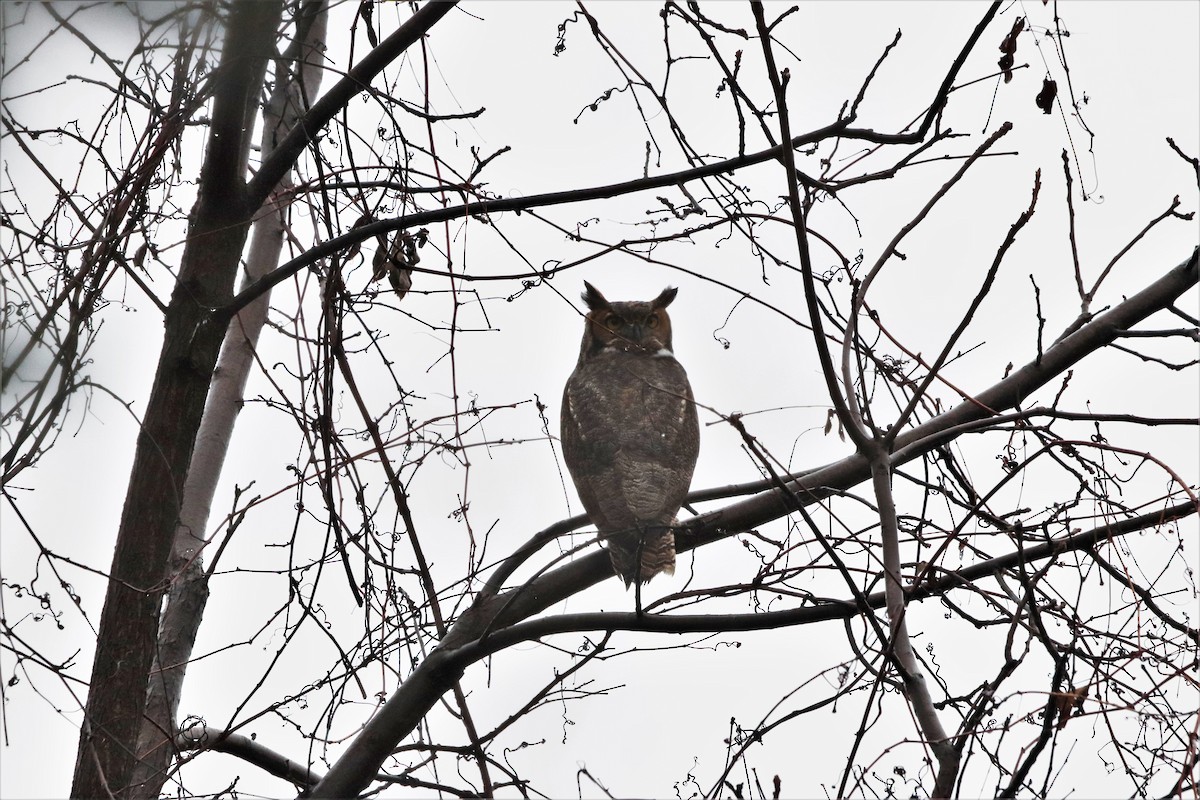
[71,3,284,796]
[128,4,328,795]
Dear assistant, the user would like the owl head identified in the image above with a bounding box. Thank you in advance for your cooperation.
[577,282,678,360]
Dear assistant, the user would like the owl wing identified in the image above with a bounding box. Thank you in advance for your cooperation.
[561,353,699,532]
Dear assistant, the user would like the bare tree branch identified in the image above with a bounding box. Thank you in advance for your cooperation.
[309,248,1198,797]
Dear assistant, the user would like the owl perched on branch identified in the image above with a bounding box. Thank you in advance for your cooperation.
[561,282,700,586]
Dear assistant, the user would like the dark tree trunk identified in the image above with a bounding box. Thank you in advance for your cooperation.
[70,3,283,796]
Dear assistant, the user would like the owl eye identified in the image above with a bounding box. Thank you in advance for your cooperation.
[604,313,622,328]
[645,314,660,328]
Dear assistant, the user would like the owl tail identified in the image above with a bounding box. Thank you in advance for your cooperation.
[607,525,676,587]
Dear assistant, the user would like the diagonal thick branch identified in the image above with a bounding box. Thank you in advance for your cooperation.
[190,496,1197,793]
[244,1,460,210]
[309,248,1197,797]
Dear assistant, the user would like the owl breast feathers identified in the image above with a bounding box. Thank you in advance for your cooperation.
[560,282,700,586]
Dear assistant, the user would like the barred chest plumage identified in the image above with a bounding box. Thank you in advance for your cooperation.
[560,282,700,586]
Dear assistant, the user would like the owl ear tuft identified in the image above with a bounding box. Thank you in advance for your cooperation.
[651,286,678,309]
[581,281,611,311]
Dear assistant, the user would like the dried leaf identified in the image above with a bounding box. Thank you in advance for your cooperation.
[371,230,424,303]
[998,16,1024,83]
[357,0,378,48]
[1036,78,1057,114]
[1054,684,1088,729]
[387,266,413,300]
[999,51,1015,83]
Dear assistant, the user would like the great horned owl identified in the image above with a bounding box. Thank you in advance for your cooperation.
[561,282,700,585]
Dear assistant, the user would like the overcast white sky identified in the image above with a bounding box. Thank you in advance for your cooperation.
[1,1,1197,797]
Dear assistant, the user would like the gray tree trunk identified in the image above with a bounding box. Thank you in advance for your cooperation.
[129,4,328,796]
